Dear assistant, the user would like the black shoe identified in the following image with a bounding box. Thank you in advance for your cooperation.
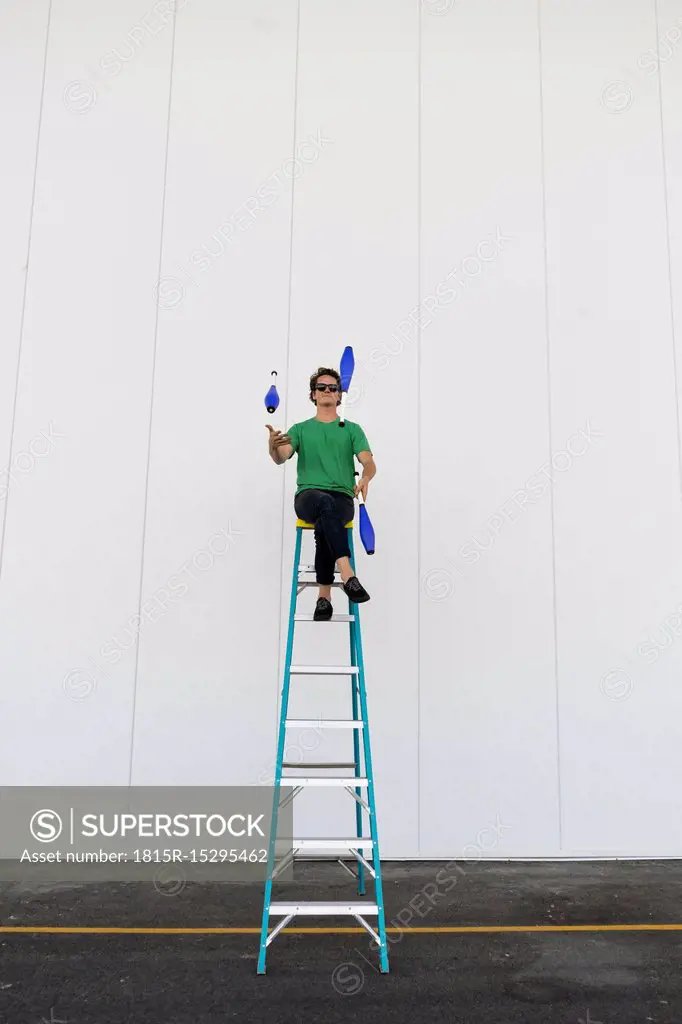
[313,597,333,621]
[343,576,370,604]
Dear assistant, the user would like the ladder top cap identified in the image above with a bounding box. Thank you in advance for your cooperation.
[296,519,352,529]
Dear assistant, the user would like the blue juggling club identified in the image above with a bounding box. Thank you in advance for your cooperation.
[264,371,279,414]
[341,345,375,556]
[338,346,354,428]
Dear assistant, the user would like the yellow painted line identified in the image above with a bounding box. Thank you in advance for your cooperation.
[1,924,682,935]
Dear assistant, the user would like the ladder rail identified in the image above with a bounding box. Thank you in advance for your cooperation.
[257,526,302,973]
[349,597,365,897]
[349,529,390,973]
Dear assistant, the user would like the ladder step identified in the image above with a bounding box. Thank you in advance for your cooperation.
[294,613,355,622]
[286,719,364,729]
[281,777,369,787]
[298,569,345,588]
[299,565,340,575]
[291,838,374,849]
[269,901,378,916]
[282,761,356,768]
[298,580,345,589]
[290,665,359,675]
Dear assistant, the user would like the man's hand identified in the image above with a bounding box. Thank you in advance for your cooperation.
[266,424,291,449]
[266,425,293,464]
[354,477,369,501]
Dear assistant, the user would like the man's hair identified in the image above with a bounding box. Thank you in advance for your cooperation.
[309,366,341,404]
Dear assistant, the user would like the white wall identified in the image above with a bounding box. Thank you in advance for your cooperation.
[2,0,682,858]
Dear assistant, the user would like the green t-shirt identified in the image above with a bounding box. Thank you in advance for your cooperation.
[287,417,372,498]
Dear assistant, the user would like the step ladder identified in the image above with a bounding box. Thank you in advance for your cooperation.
[257,517,389,974]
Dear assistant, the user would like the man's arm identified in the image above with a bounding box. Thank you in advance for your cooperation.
[355,450,376,498]
[357,450,376,480]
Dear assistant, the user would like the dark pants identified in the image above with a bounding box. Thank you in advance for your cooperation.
[294,488,355,585]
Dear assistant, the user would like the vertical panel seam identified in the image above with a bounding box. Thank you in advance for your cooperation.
[536,0,563,851]
[416,0,422,858]
[127,11,179,786]
[0,0,53,586]
[274,0,302,751]
[653,0,682,504]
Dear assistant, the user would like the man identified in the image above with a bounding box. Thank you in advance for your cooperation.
[266,366,376,620]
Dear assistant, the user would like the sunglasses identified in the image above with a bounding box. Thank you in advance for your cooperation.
[314,383,340,393]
